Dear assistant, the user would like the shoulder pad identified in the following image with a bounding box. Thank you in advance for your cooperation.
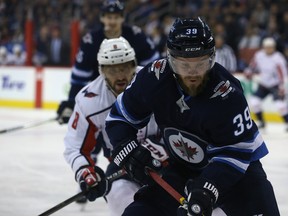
[149,59,168,80]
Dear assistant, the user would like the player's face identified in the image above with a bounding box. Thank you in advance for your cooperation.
[102,61,135,95]
[171,55,211,96]
[264,46,275,55]
[169,54,212,76]
[101,13,124,35]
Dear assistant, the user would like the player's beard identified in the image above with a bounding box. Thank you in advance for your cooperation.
[177,73,209,96]
[113,81,127,95]
[106,78,128,96]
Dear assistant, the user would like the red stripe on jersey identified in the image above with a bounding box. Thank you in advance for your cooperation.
[80,118,99,166]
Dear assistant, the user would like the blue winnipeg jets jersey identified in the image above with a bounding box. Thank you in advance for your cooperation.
[68,24,159,99]
[106,59,269,193]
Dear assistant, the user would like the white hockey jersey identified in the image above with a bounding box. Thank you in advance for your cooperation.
[249,50,288,88]
[63,67,160,175]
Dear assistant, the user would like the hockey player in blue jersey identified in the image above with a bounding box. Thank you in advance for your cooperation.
[57,0,159,124]
[105,17,280,216]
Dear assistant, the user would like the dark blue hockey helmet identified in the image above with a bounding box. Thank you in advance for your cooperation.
[167,17,215,58]
[101,0,124,15]
[167,17,216,76]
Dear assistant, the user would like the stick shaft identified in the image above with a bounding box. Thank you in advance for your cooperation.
[148,169,186,205]
[38,168,126,216]
[38,191,85,216]
[0,117,57,134]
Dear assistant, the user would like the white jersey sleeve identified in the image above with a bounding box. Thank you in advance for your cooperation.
[63,65,160,176]
[63,76,116,174]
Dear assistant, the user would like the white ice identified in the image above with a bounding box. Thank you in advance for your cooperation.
[0,107,287,216]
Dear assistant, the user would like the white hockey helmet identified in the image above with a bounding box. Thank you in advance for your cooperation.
[97,36,136,66]
[262,37,276,48]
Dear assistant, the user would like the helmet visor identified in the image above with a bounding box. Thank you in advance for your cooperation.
[168,53,213,76]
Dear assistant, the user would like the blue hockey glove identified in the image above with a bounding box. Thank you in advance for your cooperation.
[56,100,75,124]
[112,139,162,185]
[76,166,111,201]
[177,178,218,216]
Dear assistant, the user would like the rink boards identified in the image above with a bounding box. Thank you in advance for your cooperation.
[0,66,287,122]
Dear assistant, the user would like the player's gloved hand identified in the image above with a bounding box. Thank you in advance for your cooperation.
[112,139,162,185]
[56,100,75,124]
[177,178,218,216]
[76,166,110,201]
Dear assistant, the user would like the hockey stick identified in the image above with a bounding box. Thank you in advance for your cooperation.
[38,190,86,216]
[147,169,186,205]
[0,117,58,134]
[38,169,126,216]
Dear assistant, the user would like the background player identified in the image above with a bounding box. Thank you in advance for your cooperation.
[105,17,280,216]
[63,37,161,216]
[245,37,288,131]
[57,0,159,124]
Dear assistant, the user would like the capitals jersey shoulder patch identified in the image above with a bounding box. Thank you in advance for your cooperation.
[149,59,167,80]
[82,88,98,98]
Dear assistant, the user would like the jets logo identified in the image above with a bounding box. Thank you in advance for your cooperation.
[173,136,199,161]
[210,80,234,99]
[164,128,208,168]
[150,59,167,80]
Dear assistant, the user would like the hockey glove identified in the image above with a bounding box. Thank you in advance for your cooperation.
[112,139,162,186]
[76,166,111,201]
[177,178,218,216]
[56,100,75,124]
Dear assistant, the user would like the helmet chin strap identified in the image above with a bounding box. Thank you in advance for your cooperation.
[99,67,120,97]
[104,77,119,97]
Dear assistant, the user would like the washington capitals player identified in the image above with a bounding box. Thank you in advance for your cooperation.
[105,18,280,216]
[245,37,288,131]
[57,0,159,124]
[63,37,162,215]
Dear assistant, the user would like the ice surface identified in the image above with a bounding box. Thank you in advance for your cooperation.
[0,108,287,216]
